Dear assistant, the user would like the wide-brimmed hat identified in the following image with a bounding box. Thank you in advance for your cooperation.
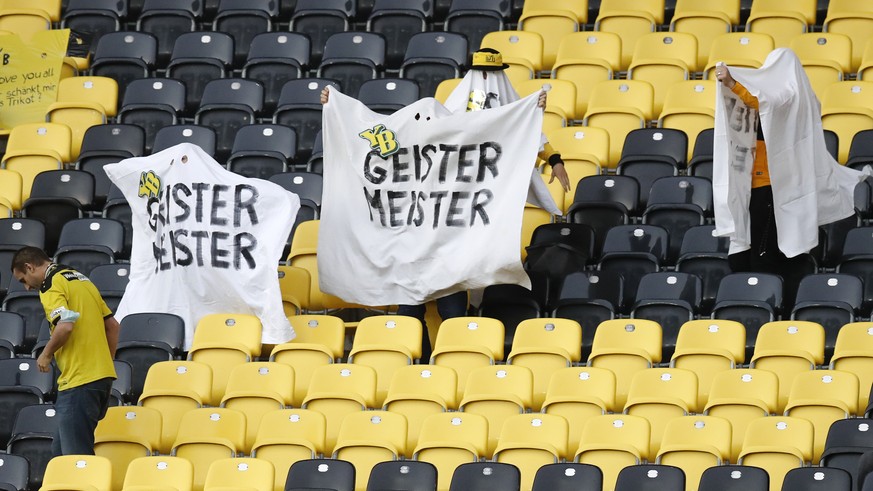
[471,48,509,71]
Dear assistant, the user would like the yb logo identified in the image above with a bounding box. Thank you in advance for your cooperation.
[138,170,162,198]
[359,124,399,157]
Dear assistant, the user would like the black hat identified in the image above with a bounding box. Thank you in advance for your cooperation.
[471,48,509,71]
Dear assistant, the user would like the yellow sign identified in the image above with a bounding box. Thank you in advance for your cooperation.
[0,29,68,130]
[359,124,400,157]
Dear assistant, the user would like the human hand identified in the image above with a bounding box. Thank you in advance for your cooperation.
[549,161,571,193]
[320,87,329,105]
[37,352,52,373]
[537,91,547,109]
[715,62,736,89]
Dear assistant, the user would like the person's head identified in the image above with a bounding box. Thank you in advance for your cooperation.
[471,48,509,77]
[11,246,52,291]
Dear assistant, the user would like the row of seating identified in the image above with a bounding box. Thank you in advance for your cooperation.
[31,454,868,491]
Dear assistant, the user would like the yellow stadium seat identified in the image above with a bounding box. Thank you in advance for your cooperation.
[348,315,423,406]
[627,32,698,114]
[594,0,666,70]
[480,30,545,74]
[823,0,873,72]
[738,416,814,491]
[789,33,852,98]
[0,8,50,40]
[0,198,12,218]
[219,362,294,454]
[3,122,70,201]
[656,416,732,491]
[95,406,162,491]
[459,365,534,457]
[203,458,274,491]
[302,363,378,454]
[703,368,779,463]
[784,370,858,463]
[502,56,536,86]
[171,408,247,491]
[820,81,873,163]
[551,31,622,118]
[277,265,310,315]
[493,413,569,490]
[187,313,263,406]
[47,76,118,160]
[546,126,608,202]
[122,456,194,491]
[286,219,327,309]
[624,367,699,458]
[413,412,488,491]
[516,78,578,130]
[670,0,740,71]
[0,168,22,211]
[859,38,873,81]
[506,318,582,410]
[518,9,579,71]
[383,364,457,456]
[658,80,718,161]
[522,0,588,24]
[434,78,461,104]
[749,320,826,413]
[270,314,346,407]
[745,0,816,48]
[583,80,654,167]
[587,318,662,409]
[139,360,213,455]
[0,0,60,21]
[574,414,651,491]
[542,367,615,452]
[430,316,505,402]
[250,409,326,491]
[670,319,745,409]
[703,32,776,80]
[830,322,873,411]
[41,455,112,491]
[332,410,407,491]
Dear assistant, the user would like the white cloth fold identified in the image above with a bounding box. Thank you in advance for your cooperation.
[713,48,871,258]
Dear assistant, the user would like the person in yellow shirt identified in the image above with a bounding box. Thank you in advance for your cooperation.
[716,65,814,306]
[11,246,119,456]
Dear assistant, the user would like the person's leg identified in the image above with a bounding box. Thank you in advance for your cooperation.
[53,378,113,456]
[748,186,781,275]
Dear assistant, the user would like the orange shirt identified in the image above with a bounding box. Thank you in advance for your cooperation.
[731,82,770,188]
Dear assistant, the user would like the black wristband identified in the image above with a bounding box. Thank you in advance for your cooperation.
[548,153,563,166]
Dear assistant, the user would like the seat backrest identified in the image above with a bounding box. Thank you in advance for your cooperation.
[0,218,45,249]
[285,458,356,491]
[366,460,437,491]
[634,272,702,307]
[169,31,233,66]
[93,30,157,67]
[714,273,783,311]
[780,466,852,490]
[56,218,124,254]
[199,78,264,113]
[121,78,186,113]
[601,224,669,261]
[122,456,194,490]
[620,128,689,167]
[246,31,310,68]
[589,318,663,364]
[678,224,728,256]
[152,124,216,154]
[794,273,864,312]
[41,455,112,491]
[357,78,420,111]
[696,465,769,491]
[614,464,685,491]
[648,176,713,214]
[403,31,468,67]
[118,312,185,354]
[448,462,521,491]
[79,123,145,158]
[531,462,603,491]
[572,175,639,213]
[321,31,387,68]
[191,313,262,357]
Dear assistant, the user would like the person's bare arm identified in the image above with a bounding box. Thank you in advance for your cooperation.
[104,316,120,359]
[37,322,73,372]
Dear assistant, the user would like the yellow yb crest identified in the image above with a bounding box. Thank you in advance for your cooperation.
[359,124,400,157]
[138,170,161,198]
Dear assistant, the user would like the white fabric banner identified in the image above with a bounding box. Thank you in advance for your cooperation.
[713,48,871,257]
[319,88,543,305]
[104,143,299,349]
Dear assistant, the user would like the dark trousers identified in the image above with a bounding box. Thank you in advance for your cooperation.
[397,291,468,362]
[52,377,113,456]
[728,186,812,308]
